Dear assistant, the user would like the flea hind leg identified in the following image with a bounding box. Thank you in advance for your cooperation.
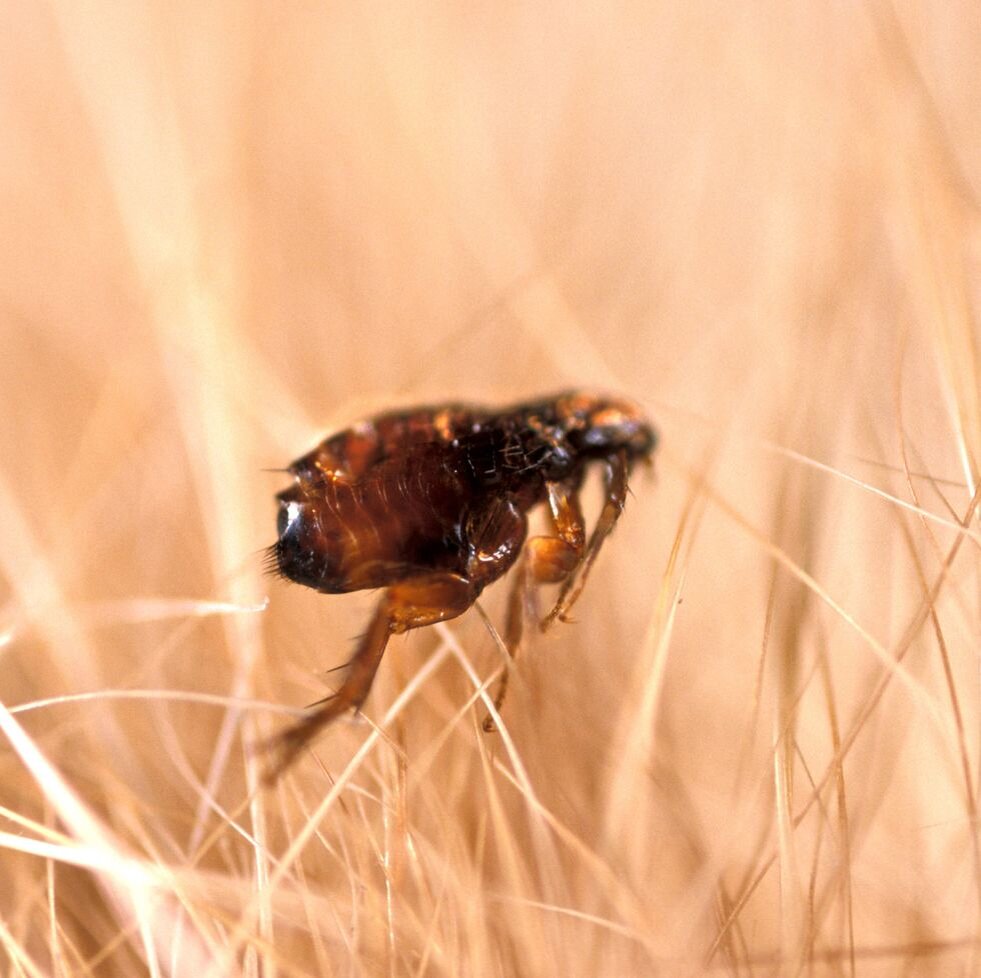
[265,573,477,782]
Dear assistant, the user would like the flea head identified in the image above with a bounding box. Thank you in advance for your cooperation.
[557,391,657,462]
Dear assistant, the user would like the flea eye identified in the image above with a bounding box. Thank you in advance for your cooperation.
[582,427,613,447]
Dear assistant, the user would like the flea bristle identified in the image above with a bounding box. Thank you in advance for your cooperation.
[261,543,282,578]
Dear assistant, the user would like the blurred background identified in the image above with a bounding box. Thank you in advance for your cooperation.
[1,2,979,975]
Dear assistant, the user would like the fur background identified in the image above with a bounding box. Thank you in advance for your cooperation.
[1,3,979,975]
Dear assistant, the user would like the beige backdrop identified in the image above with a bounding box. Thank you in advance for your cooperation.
[1,3,979,976]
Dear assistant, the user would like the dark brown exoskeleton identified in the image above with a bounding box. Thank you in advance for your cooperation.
[266,391,656,778]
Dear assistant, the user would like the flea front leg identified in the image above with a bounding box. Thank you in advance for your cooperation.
[484,480,585,729]
[265,572,477,781]
[542,449,629,630]
[518,478,586,641]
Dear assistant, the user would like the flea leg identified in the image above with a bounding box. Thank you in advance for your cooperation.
[542,449,629,630]
[484,480,585,729]
[264,572,476,782]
